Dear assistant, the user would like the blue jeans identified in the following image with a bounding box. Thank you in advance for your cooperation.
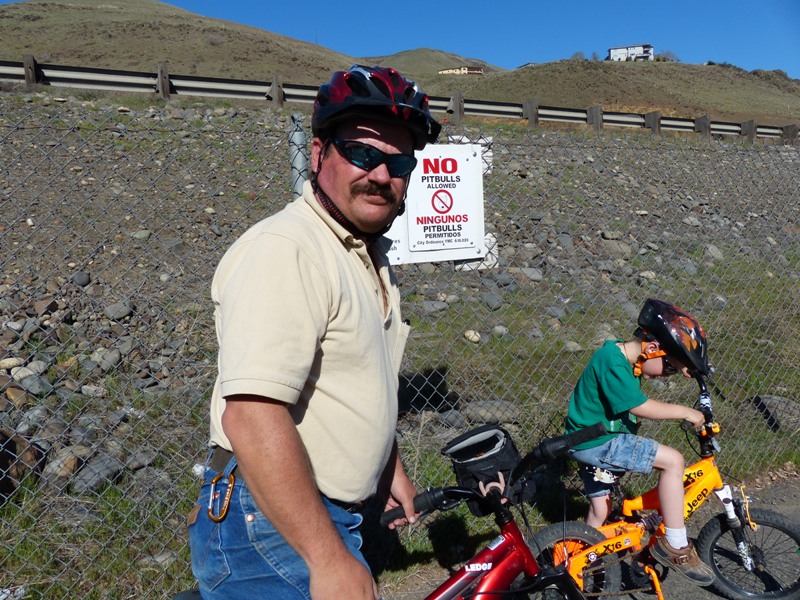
[569,434,658,498]
[188,454,368,599]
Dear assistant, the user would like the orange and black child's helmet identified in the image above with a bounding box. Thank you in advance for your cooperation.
[634,298,709,376]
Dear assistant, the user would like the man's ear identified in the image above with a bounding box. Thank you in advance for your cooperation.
[310,137,324,173]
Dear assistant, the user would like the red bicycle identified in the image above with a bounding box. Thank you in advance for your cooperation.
[377,423,610,600]
[174,424,608,600]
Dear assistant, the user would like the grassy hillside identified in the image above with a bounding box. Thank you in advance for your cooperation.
[1,0,799,125]
[0,0,354,82]
[418,60,800,125]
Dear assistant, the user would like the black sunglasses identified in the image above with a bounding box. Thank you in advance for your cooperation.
[662,356,680,376]
[331,139,417,178]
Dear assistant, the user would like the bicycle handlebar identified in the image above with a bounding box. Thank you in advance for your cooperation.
[680,374,716,431]
[379,486,474,527]
[379,423,607,527]
[509,422,607,485]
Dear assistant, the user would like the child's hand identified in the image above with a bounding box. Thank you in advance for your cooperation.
[683,408,706,430]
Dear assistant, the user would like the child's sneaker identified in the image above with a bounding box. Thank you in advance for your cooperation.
[651,537,715,586]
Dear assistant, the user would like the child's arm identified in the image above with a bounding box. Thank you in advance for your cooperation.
[630,399,705,429]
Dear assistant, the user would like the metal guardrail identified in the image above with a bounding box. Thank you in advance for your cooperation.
[1,57,796,143]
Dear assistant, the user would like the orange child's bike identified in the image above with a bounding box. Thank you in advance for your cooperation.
[529,374,800,600]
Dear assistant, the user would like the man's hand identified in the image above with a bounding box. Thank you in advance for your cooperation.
[380,442,418,530]
[309,551,379,600]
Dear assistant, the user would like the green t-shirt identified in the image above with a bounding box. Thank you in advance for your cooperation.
[565,339,647,450]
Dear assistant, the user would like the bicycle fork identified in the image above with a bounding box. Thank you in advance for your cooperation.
[713,484,755,571]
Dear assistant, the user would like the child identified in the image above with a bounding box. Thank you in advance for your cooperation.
[565,298,715,586]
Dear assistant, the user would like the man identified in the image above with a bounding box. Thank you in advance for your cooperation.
[188,65,441,600]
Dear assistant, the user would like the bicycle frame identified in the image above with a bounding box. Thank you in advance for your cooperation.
[424,516,584,600]
[424,518,533,599]
[378,425,609,600]
[621,455,724,520]
[559,442,749,597]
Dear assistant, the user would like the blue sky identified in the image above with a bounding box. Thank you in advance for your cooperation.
[152,0,799,79]
[2,0,799,79]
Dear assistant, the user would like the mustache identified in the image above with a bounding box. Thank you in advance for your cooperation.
[350,182,398,203]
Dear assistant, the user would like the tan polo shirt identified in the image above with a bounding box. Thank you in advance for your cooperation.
[208,181,409,502]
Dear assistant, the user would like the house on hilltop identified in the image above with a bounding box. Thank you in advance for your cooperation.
[438,66,484,75]
[607,44,654,61]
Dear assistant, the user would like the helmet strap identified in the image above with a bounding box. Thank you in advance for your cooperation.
[633,342,668,377]
[311,139,405,242]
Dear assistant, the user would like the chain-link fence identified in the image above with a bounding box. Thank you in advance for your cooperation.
[1,91,798,599]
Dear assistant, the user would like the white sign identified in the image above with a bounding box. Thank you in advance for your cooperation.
[387,144,485,265]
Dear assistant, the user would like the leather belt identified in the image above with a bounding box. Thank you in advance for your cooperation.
[208,446,238,476]
[324,496,365,513]
[207,447,364,513]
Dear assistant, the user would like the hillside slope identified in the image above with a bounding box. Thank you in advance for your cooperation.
[1,0,798,125]
[0,0,354,83]
[418,60,800,125]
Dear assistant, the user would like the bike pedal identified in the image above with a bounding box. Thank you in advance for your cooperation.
[630,549,667,589]
[631,559,652,588]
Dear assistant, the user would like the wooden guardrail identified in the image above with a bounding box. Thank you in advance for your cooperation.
[1,55,797,144]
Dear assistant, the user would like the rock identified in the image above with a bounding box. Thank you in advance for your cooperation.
[492,325,509,338]
[16,375,54,397]
[0,357,25,370]
[41,445,94,490]
[16,406,49,435]
[104,300,134,321]
[751,395,800,432]
[71,454,125,494]
[464,330,481,344]
[71,271,91,287]
[461,400,519,424]
[33,296,57,316]
[705,244,724,261]
[4,386,32,410]
[481,293,503,311]
[421,301,448,313]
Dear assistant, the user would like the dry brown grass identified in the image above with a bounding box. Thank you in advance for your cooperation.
[1,0,798,125]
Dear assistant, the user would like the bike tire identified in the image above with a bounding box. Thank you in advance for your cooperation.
[697,507,800,600]
[525,521,622,600]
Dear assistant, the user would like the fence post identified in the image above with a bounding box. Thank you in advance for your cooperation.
[782,124,798,146]
[23,54,39,88]
[587,105,603,131]
[694,115,710,137]
[266,74,285,108]
[289,113,308,198]
[522,99,539,127]
[740,120,756,143]
[157,64,171,100]
[644,111,661,135]
[447,92,464,125]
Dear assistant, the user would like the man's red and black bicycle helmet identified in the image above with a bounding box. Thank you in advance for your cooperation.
[634,298,709,376]
[312,65,441,150]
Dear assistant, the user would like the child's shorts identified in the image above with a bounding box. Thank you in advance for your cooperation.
[569,434,659,498]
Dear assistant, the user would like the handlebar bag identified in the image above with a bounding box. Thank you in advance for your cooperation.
[441,424,534,516]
